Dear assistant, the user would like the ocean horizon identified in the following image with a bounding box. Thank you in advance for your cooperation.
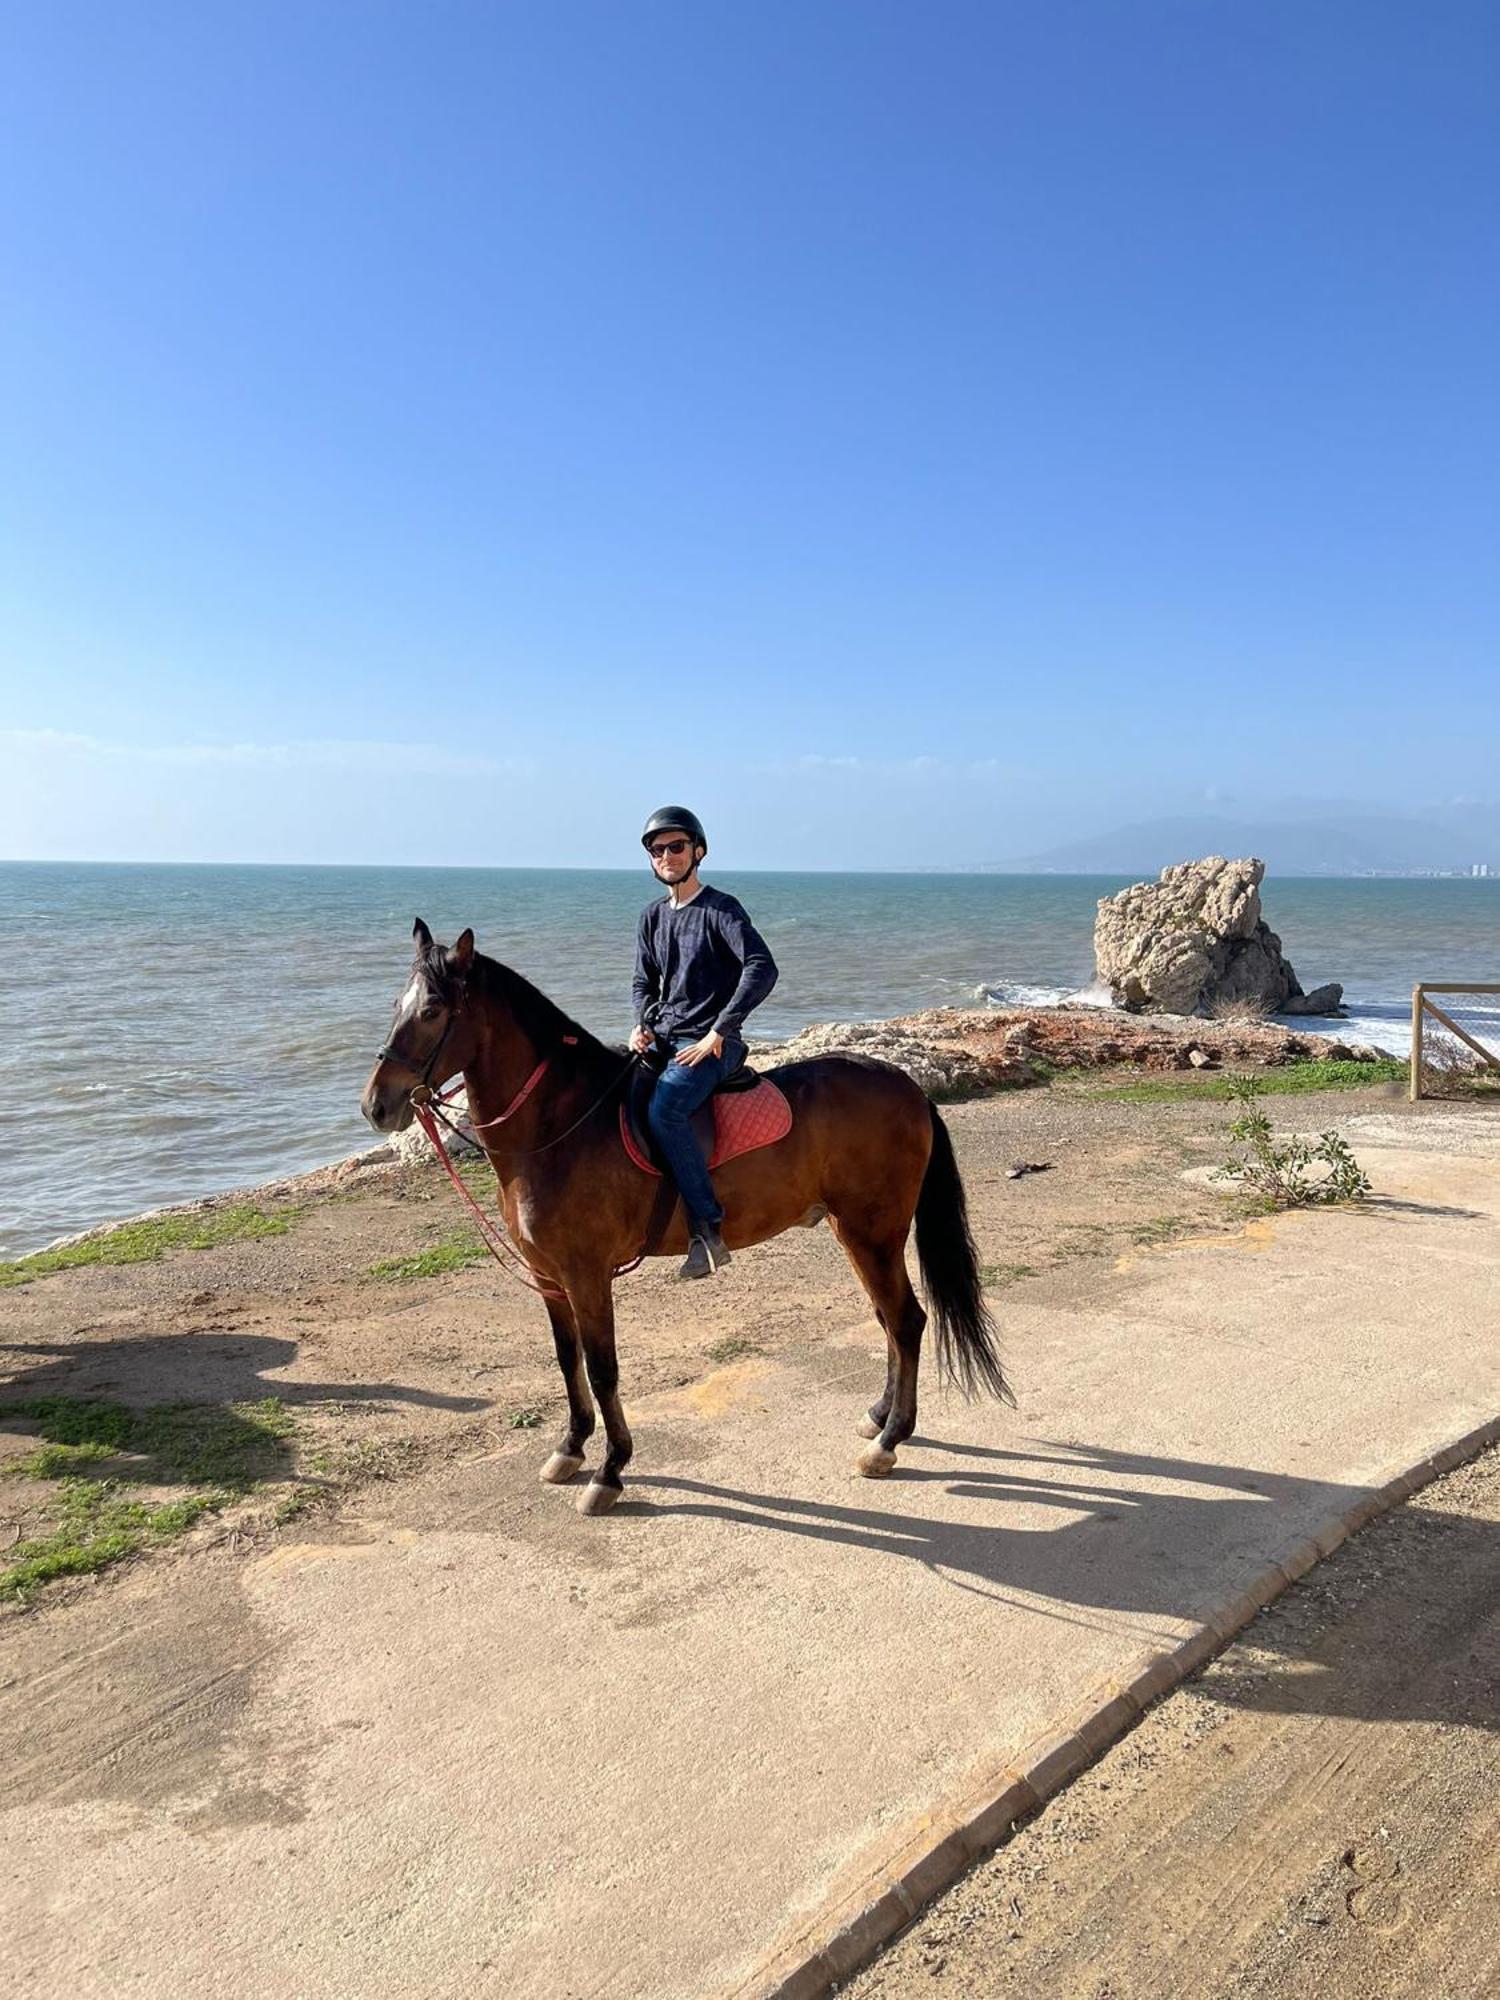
[4,861,1498,1258]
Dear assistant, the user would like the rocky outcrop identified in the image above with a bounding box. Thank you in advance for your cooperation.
[1282,982,1345,1016]
[753,1003,1387,1093]
[1093,856,1343,1017]
[748,1019,1005,1097]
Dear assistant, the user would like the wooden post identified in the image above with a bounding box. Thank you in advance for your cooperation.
[1410,985,1423,1101]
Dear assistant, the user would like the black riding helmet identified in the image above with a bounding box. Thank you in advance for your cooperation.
[641,805,707,855]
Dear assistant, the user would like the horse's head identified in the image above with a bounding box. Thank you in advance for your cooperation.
[361,918,477,1133]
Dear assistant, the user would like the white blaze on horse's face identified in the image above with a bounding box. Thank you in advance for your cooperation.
[396,975,425,1027]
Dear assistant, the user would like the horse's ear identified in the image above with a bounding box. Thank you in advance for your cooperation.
[412,917,433,953]
[452,928,475,973]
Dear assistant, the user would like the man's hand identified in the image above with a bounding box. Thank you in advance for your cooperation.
[674,1031,724,1067]
[629,1025,655,1056]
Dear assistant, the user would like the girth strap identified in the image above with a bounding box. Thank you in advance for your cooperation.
[640,1172,681,1260]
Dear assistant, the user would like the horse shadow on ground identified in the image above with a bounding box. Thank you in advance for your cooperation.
[631,1433,1500,1733]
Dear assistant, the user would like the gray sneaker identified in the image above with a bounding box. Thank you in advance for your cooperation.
[681,1230,732,1280]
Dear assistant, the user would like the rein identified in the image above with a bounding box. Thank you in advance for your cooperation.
[408,1091,568,1301]
[420,1042,638,1158]
[402,1034,645,1296]
[458,1052,556,1130]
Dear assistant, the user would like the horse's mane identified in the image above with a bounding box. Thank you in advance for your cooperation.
[450,948,617,1067]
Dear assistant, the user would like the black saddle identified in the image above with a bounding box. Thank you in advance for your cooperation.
[626,1055,762,1173]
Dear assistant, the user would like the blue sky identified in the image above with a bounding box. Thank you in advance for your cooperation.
[2,2,1496,868]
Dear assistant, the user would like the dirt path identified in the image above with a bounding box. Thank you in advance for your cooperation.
[846,1445,1500,2000]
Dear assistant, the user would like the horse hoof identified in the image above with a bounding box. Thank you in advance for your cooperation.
[578,1479,623,1517]
[857,1445,898,1478]
[539,1452,585,1485]
[855,1416,882,1441]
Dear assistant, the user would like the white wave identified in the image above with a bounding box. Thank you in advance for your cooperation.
[977,978,1119,1011]
[1277,1010,1406,1058]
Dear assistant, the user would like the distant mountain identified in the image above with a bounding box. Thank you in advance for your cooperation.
[999,813,1497,877]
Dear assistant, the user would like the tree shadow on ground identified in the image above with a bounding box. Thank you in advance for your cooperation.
[631,1432,1500,1731]
[0,1332,489,1415]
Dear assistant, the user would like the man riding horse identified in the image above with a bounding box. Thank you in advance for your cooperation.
[628,806,779,1280]
[363,906,1008,1512]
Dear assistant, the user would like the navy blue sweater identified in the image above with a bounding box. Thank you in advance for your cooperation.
[632,885,779,1042]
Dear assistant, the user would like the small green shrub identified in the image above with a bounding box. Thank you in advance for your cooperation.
[1219,1077,1371,1210]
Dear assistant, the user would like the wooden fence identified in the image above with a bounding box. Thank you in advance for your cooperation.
[1410,984,1500,1100]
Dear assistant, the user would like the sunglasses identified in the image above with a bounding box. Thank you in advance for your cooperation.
[649,838,692,858]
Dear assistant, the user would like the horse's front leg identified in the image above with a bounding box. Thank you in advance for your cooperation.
[539,1291,595,1484]
[570,1270,632,1518]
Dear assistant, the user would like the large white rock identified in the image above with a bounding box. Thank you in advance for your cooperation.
[1094,856,1342,1017]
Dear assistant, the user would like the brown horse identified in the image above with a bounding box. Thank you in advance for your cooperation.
[362,922,1011,1516]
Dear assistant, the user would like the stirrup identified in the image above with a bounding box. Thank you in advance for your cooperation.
[681,1231,732,1280]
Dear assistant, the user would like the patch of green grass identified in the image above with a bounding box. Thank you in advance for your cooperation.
[2,1518,140,1597]
[0,1204,302,1289]
[1128,1215,1191,1246]
[0,1476,226,1602]
[507,1407,542,1430]
[705,1335,763,1364]
[367,1233,488,1281]
[1088,1059,1407,1104]
[25,1439,116,1478]
[327,1437,419,1482]
[979,1262,1039,1287]
[133,1397,294,1487]
[0,1395,296,1603]
[2,1394,293,1491]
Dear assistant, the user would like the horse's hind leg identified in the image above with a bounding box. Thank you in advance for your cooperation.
[539,1293,595,1484]
[835,1226,928,1477]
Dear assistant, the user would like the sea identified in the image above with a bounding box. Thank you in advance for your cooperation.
[3,862,1498,1259]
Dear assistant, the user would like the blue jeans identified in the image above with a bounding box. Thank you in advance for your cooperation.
[646,1035,745,1232]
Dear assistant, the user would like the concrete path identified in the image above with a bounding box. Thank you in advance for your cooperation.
[8,1119,1500,1999]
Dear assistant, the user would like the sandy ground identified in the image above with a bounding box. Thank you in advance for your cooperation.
[845,1442,1500,2000]
[3,1075,1497,1998]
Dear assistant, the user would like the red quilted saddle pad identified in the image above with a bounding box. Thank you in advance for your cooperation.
[620,1078,793,1177]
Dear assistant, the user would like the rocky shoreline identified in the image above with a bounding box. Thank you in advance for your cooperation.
[30,1003,1394,1253]
[752,1001,1387,1100]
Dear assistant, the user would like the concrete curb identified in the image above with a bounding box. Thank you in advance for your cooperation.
[726,1412,1500,2000]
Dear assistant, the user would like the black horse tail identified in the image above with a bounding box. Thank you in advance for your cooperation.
[915,1103,1015,1405]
